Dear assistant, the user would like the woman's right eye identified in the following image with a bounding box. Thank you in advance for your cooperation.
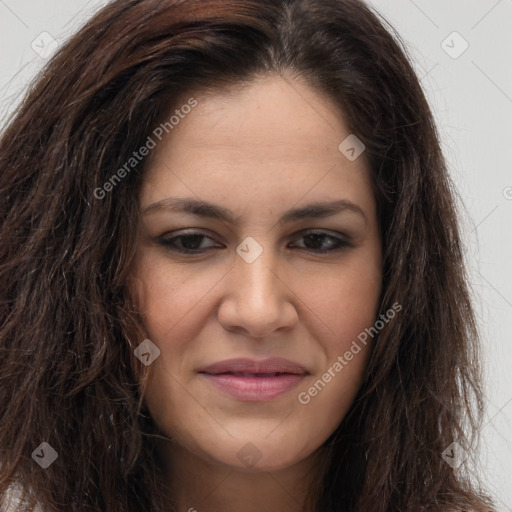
[157,232,224,254]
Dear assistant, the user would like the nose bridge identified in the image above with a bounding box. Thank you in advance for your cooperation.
[217,237,297,336]
[233,238,280,302]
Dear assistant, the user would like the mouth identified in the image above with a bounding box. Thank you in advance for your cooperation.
[198,358,309,401]
[203,371,301,377]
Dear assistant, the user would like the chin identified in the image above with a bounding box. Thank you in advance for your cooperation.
[198,433,319,473]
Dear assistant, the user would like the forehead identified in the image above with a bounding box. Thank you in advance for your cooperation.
[141,74,375,216]
[153,75,354,162]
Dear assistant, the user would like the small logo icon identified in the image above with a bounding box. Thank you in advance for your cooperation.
[441,441,466,469]
[503,186,512,200]
[236,237,263,263]
[441,32,469,59]
[31,32,59,59]
[237,442,263,468]
[134,338,161,366]
[338,134,365,161]
[32,442,58,468]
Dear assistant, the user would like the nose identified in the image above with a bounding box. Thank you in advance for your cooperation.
[217,244,299,338]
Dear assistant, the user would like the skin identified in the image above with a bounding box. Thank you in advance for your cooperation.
[129,73,382,512]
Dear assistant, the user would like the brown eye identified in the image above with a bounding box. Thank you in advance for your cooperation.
[158,231,223,254]
[289,230,352,253]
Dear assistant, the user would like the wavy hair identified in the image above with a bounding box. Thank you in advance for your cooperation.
[0,0,495,510]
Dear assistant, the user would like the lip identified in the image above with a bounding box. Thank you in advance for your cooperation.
[198,357,309,402]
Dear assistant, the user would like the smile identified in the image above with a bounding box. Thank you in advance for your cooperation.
[198,357,309,401]
[199,372,306,401]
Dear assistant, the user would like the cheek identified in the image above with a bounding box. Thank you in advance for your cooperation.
[130,252,224,341]
[292,253,381,345]
[291,268,380,441]
[129,255,215,429]
[291,250,381,400]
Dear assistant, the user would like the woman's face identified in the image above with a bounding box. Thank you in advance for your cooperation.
[130,73,382,473]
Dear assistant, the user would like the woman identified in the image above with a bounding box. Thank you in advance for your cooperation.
[0,0,496,510]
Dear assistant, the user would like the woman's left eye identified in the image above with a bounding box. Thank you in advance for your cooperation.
[157,230,351,255]
[289,230,352,253]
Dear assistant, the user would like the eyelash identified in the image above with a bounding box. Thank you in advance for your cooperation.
[157,230,352,255]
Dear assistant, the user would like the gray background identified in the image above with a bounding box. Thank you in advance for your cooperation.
[1,0,511,509]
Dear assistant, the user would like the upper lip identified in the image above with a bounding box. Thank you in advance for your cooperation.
[199,357,309,375]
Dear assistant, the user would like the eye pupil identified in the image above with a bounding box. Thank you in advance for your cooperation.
[181,235,203,249]
[304,233,327,249]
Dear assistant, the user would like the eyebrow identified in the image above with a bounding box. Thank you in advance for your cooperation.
[142,197,367,225]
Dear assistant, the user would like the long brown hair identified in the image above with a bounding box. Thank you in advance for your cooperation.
[0,0,496,510]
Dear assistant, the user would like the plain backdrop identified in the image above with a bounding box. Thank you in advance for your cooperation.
[1,0,511,509]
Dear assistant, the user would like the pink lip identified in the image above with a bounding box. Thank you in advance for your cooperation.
[198,357,308,402]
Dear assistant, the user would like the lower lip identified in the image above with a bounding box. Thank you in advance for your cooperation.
[200,373,306,401]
